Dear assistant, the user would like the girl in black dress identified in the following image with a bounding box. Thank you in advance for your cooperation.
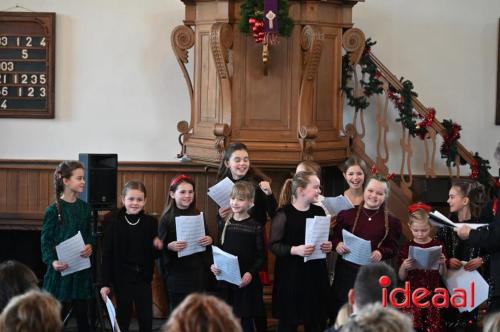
[216,142,277,331]
[158,174,213,313]
[211,181,266,332]
[438,179,489,331]
[100,180,163,332]
[270,171,333,332]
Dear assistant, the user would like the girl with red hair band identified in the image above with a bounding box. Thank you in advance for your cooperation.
[398,203,447,332]
[158,175,213,313]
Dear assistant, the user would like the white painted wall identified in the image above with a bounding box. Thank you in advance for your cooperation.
[0,0,498,175]
[351,0,500,174]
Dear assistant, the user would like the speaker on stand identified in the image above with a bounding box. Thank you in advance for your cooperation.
[79,153,118,332]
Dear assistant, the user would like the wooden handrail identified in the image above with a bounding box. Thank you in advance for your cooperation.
[368,53,476,165]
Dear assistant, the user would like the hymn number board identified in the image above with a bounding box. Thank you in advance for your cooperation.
[0,12,55,118]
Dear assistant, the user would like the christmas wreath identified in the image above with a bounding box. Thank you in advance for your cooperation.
[240,0,294,43]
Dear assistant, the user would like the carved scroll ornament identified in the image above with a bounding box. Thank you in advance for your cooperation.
[171,25,195,101]
[210,23,234,120]
[342,28,365,66]
[213,123,232,157]
[299,125,318,161]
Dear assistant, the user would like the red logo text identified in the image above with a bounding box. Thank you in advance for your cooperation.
[379,275,474,309]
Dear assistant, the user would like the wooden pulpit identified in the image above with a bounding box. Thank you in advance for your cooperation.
[172,0,362,166]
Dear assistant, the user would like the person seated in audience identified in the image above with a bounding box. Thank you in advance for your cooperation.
[0,280,14,313]
[0,260,38,305]
[483,311,500,332]
[0,289,62,332]
[325,262,397,332]
[162,293,242,332]
[339,302,413,332]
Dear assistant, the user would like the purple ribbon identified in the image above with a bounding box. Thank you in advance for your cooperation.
[264,0,279,33]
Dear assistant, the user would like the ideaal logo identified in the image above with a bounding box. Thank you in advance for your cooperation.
[379,275,475,309]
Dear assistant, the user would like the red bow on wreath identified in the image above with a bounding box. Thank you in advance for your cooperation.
[415,108,436,140]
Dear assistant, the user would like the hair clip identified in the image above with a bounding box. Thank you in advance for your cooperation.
[170,174,193,188]
[408,202,432,214]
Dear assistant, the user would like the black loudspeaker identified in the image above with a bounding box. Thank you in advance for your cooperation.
[79,153,118,210]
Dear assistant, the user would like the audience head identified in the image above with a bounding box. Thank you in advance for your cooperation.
[448,179,486,219]
[0,280,14,313]
[0,290,62,332]
[162,293,242,332]
[350,262,397,311]
[0,260,38,297]
[340,302,413,332]
[278,171,320,208]
[483,311,500,332]
[342,157,367,191]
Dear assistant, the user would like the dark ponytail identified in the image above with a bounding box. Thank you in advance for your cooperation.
[53,161,84,223]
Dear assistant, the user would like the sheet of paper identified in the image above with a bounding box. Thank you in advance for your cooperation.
[212,246,241,286]
[430,210,488,229]
[55,231,91,277]
[409,245,442,270]
[322,195,354,216]
[304,215,331,262]
[444,264,489,312]
[105,297,118,332]
[175,212,206,258]
[342,229,372,266]
[207,177,234,208]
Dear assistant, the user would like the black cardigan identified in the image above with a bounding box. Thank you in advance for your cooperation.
[101,208,160,287]
[469,206,500,296]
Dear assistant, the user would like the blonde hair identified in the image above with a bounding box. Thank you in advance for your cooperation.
[278,171,317,208]
[162,293,242,332]
[230,181,255,201]
[408,209,431,226]
[296,160,321,177]
[334,303,353,330]
[0,290,62,332]
[483,312,500,332]
[341,302,413,332]
[352,177,391,249]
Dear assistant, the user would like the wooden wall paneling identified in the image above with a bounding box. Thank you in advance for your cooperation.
[0,169,6,209]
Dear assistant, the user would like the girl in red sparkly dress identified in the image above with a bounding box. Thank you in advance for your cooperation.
[398,203,447,332]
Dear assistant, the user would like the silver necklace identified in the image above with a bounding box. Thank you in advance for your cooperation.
[362,208,379,221]
[125,215,141,226]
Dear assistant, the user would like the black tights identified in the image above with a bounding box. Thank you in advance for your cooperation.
[64,299,89,332]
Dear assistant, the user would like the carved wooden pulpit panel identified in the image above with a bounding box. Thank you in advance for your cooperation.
[172,0,361,167]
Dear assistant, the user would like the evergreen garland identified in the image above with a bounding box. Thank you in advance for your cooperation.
[470,153,492,191]
[393,79,418,136]
[341,37,495,193]
[239,0,294,37]
[341,39,383,112]
[440,119,466,167]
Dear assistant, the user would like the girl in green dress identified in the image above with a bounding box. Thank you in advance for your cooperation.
[41,160,94,332]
